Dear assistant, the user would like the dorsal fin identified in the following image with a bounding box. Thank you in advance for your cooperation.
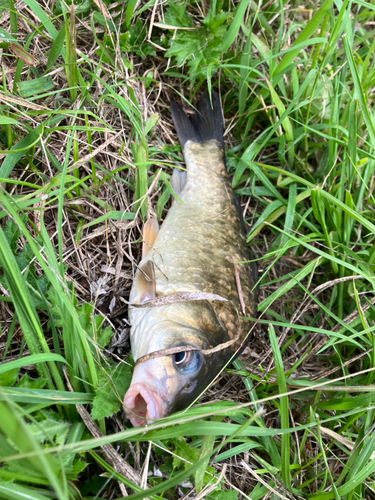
[169,90,224,151]
[133,260,156,304]
[142,218,159,258]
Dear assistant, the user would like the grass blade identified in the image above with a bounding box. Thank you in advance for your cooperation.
[0,354,67,375]
[221,0,249,52]
[274,0,334,76]
[64,5,78,102]
[269,325,291,490]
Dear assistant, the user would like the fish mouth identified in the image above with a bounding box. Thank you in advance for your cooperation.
[124,383,167,427]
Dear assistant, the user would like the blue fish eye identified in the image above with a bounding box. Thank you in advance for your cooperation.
[173,350,202,373]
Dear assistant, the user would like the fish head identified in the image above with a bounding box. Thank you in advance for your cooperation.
[124,300,232,427]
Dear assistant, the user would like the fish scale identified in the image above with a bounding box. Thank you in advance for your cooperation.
[130,140,256,348]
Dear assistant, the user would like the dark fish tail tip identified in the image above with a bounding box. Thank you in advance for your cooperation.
[170,90,224,150]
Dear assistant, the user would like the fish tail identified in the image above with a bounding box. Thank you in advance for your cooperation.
[170,90,223,151]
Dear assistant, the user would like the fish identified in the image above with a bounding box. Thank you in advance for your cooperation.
[123,90,258,427]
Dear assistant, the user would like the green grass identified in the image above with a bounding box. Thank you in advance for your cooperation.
[1,0,375,498]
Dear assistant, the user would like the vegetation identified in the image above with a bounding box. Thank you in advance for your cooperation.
[1,0,375,497]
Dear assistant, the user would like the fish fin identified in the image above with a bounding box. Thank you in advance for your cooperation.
[142,219,159,258]
[170,90,223,150]
[170,168,187,195]
[133,260,156,304]
[192,89,223,147]
[170,97,200,149]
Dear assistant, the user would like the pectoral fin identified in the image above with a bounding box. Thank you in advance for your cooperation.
[133,260,156,304]
[142,218,159,258]
[171,169,187,195]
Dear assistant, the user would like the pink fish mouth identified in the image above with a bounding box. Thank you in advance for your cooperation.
[124,383,167,427]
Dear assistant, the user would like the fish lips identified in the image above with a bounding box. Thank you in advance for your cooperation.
[123,371,168,427]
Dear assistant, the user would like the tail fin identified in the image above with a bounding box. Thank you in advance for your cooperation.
[170,90,223,150]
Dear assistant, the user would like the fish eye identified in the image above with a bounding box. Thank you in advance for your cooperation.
[173,350,202,373]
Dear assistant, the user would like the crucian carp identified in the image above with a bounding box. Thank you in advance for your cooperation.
[123,90,258,427]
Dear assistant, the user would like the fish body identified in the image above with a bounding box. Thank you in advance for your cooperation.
[124,91,258,427]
